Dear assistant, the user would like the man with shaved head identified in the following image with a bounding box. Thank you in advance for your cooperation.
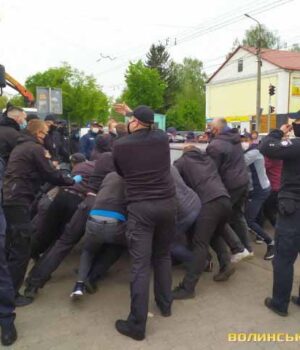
[207,118,253,259]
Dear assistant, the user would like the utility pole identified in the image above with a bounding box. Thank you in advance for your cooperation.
[245,14,262,132]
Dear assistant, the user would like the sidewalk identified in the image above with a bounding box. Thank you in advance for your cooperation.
[12,242,300,350]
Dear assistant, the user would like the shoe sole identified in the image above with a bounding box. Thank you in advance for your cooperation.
[70,292,84,300]
[172,293,195,300]
[264,255,274,260]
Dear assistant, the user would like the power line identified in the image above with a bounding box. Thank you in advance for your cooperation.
[94,0,294,77]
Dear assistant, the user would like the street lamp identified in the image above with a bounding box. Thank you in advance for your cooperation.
[244,13,262,132]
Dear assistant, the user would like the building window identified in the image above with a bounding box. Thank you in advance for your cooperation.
[238,59,243,72]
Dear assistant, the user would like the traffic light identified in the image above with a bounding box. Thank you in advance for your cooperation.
[269,106,275,113]
[269,84,276,96]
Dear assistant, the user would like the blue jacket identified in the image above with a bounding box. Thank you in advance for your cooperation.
[79,130,98,160]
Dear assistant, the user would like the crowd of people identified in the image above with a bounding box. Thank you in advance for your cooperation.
[0,102,300,345]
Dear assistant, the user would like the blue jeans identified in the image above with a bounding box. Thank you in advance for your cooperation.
[245,188,273,245]
[0,159,15,327]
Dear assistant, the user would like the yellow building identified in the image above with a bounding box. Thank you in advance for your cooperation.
[206,46,300,132]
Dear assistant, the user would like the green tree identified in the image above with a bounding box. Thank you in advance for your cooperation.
[290,43,300,52]
[145,43,180,112]
[0,95,8,110]
[242,25,281,49]
[122,60,166,110]
[25,63,109,125]
[9,94,26,107]
[166,58,206,131]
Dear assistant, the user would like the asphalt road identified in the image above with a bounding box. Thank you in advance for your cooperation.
[11,228,300,350]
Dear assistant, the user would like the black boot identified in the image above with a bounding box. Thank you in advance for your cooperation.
[264,297,288,317]
[172,283,195,300]
[115,320,145,341]
[213,263,235,282]
[1,323,17,346]
[156,301,172,317]
[15,293,33,307]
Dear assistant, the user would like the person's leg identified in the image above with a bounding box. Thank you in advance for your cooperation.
[4,206,32,294]
[245,192,273,245]
[229,186,253,252]
[263,191,278,227]
[210,235,230,270]
[88,244,124,282]
[179,198,231,294]
[153,198,176,313]
[25,197,94,292]
[31,191,82,257]
[125,202,154,334]
[0,221,15,328]
[271,209,299,312]
[222,224,245,254]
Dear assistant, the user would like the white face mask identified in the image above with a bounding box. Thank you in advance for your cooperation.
[241,142,250,151]
[91,127,99,134]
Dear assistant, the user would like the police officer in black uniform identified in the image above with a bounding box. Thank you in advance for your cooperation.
[112,104,176,341]
[259,119,300,316]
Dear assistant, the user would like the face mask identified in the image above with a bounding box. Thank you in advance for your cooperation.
[49,124,57,131]
[20,120,27,130]
[292,123,300,137]
[111,127,117,135]
[241,142,250,151]
[127,121,134,134]
[91,127,99,134]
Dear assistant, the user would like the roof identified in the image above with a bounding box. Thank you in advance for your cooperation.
[207,46,300,83]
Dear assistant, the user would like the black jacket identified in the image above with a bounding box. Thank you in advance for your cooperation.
[113,128,175,203]
[259,129,300,200]
[68,160,95,195]
[206,129,249,192]
[174,149,229,204]
[44,128,69,162]
[3,132,74,206]
[88,152,115,193]
[92,172,126,217]
[0,116,21,164]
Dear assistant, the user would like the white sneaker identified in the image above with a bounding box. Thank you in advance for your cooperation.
[231,249,253,263]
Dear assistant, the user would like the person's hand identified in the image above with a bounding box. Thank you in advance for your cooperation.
[280,124,293,135]
[73,175,83,184]
[113,103,132,116]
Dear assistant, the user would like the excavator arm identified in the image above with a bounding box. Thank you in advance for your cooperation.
[0,64,35,106]
[5,72,35,106]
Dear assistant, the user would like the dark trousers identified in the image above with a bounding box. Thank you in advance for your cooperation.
[183,197,232,291]
[126,197,176,333]
[0,160,15,327]
[4,205,32,293]
[26,196,95,289]
[263,191,278,227]
[228,185,252,252]
[245,189,273,245]
[78,219,126,281]
[272,200,300,312]
[31,190,83,257]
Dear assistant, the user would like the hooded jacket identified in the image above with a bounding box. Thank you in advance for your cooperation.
[3,131,74,206]
[206,129,249,192]
[174,148,229,204]
[0,116,21,164]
